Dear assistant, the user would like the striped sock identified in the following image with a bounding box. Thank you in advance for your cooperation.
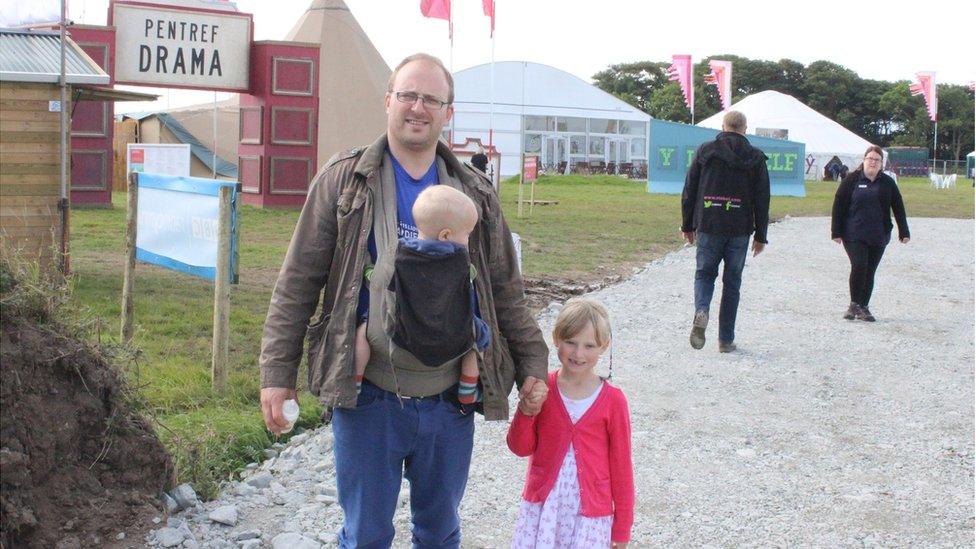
[356,374,364,395]
[458,374,479,404]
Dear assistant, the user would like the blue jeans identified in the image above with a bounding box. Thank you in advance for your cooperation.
[694,232,750,343]
[332,380,476,549]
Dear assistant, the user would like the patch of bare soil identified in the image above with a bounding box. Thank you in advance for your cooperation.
[0,311,174,548]
[522,273,626,314]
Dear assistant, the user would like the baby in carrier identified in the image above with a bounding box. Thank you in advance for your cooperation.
[354,184,489,404]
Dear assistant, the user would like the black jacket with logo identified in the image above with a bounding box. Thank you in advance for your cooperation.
[681,132,771,243]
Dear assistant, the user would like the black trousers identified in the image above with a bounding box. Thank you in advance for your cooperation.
[843,240,886,308]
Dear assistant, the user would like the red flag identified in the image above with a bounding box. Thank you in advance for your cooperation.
[420,0,452,38]
[482,0,495,36]
[704,60,732,110]
[910,71,938,122]
[666,54,694,113]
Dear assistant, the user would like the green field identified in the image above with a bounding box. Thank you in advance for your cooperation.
[65,176,973,496]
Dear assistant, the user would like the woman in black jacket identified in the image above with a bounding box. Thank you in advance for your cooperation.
[831,145,910,321]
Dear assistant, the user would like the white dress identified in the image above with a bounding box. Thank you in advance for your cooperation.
[511,385,613,549]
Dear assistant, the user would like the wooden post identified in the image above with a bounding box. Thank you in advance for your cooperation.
[517,153,525,218]
[211,185,232,392]
[529,177,536,216]
[120,173,138,343]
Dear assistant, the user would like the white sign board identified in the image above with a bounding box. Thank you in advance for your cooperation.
[113,2,251,91]
[127,143,191,176]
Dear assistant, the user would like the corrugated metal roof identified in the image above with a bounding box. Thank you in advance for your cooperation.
[0,29,109,85]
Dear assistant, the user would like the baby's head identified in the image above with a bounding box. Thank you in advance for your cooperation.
[552,298,612,351]
[412,185,478,245]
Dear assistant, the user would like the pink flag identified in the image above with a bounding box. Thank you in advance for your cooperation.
[482,0,495,36]
[420,0,452,38]
[704,60,732,110]
[910,71,937,122]
[666,54,694,113]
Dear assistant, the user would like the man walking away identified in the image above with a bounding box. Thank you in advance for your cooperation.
[680,110,770,353]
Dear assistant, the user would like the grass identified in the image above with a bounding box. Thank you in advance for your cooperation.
[502,175,974,277]
[65,176,973,496]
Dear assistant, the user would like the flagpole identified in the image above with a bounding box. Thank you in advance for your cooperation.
[933,120,939,173]
[489,11,495,152]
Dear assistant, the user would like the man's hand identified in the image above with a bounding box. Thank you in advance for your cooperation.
[681,231,695,245]
[900,237,910,244]
[832,237,843,244]
[517,376,548,416]
[612,543,629,549]
[261,387,297,435]
[751,240,765,256]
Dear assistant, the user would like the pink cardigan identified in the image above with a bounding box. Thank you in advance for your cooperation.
[507,370,634,543]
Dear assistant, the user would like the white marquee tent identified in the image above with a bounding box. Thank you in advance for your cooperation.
[452,61,651,177]
[697,90,874,180]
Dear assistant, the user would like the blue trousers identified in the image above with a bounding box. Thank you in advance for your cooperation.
[332,380,475,549]
[694,232,751,343]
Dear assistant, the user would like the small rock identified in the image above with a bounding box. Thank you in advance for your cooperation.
[115,532,126,541]
[234,529,262,541]
[240,540,262,549]
[272,532,321,549]
[314,494,336,504]
[155,527,185,548]
[208,505,238,526]
[163,493,180,514]
[152,517,162,524]
[170,484,200,511]
[263,449,279,460]
[736,448,757,458]
[246,473,274,489]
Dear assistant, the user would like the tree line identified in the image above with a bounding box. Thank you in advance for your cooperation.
[592,56,975,161]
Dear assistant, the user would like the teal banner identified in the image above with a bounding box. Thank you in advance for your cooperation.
[647,119,806,196]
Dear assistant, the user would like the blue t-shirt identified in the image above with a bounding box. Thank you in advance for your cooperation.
[357,153,439,320]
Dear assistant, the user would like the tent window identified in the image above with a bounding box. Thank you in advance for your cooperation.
[630,138,646,157]
[557,117,586,132]
[620,121,646,136]
[524,116,554,131]
[589,118,617,134]
[570,135,585,155]
[588,136,605,155]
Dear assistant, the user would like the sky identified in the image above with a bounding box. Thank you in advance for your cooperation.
[54,0,976,112]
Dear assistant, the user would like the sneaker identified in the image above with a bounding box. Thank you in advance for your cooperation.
[843,302,860,320]
[690,310,708,350]
[719,341,737,353]
[855,306,876,322]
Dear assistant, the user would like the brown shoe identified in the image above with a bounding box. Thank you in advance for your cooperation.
[690,310,708,350]
[855,306,876,322]
[719,341,737,353]
[843,302,860,320]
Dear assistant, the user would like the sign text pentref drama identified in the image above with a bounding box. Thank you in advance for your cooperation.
[113,2,252,91]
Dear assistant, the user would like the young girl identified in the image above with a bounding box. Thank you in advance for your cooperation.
[508,298,634,548]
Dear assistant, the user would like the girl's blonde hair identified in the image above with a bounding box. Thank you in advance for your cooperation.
[552,298,612,348]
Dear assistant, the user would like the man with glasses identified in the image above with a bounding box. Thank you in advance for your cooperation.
[681,110,771,353]
[259,53,549,548]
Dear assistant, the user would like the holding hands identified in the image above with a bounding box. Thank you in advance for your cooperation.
[517,376,548,416]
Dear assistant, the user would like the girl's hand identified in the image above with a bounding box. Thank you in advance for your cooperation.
[611,543,628,548]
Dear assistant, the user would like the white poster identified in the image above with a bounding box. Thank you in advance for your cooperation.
[113,2,251,91]
[127,143,191,177]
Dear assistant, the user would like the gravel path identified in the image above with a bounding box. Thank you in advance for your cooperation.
[154,216,974,548]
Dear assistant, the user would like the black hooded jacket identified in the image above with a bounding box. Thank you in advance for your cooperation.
[681,131,771,243]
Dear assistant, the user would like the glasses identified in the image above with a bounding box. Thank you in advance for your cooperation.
[392,91,450,110]
[864,156,883,163]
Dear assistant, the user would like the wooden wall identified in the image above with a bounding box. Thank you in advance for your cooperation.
[0,82,67,268]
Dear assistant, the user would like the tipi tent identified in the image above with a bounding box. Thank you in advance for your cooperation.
[697,90,874,180]
[130,0,390,179]
[284,0,390,164]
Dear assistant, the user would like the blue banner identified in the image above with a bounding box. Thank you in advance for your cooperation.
[135,173,239,282]
[647,120,806,197]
